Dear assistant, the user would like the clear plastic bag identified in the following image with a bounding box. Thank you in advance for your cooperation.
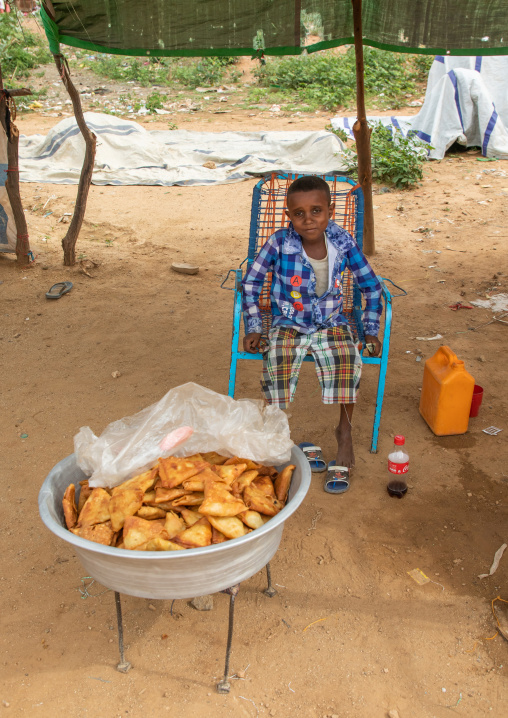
[74,383,293,488]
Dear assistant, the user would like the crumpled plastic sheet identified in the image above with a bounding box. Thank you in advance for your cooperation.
[74,382,293,488]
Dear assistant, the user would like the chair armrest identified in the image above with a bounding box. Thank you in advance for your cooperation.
[380,277,407,299]
[220,268,242,291]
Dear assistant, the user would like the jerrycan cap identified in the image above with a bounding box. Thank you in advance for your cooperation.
[394,435,405,446]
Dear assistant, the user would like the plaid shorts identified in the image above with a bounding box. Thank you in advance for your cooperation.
[261,326,362,408]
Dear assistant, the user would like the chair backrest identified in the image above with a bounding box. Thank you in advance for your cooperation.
[246,172,365,342]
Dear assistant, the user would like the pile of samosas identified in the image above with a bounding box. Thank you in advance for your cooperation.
[62,452,295,551]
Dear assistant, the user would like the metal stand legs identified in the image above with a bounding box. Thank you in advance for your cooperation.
[112,563,277,685]
[216,584,240,694]
[263,561,278,597]
[114,591,132,673]
[215,562,277,693]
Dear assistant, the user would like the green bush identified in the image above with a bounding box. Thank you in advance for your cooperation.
[253,46,427,111]
[145,91,167,112]
[341,121,430,188]
[412,54,434,82]
[0,11,52,79]
[172,57,233,87]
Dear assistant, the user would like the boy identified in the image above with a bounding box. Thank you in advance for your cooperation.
[242,175,382,492]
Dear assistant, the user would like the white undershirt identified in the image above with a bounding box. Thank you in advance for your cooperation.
[304,237,329,297]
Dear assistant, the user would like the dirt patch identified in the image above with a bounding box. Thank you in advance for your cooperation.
[1,60,507,718]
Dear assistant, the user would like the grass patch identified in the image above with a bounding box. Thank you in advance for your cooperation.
[0,11,52,81]
[252,47,431,111]
[85,54,239,88]
[68,46,432,115]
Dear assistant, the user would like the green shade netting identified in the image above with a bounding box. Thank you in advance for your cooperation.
[42,0,508,57]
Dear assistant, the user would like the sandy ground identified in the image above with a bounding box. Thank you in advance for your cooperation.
[1,58,508,718]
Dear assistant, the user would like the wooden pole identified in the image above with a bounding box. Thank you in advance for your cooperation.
[0,64,32,266]
[351,0,375,255]
[294,0,302,47]
[53,54,96,266]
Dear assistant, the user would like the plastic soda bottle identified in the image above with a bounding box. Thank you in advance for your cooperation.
[388,435,409,475]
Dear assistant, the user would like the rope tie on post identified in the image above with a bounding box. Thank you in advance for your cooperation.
[17,233,30,252]
[16,234,34,263]
[54,53,70,81]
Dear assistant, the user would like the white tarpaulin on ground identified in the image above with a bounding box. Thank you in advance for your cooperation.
[18,113,346,186]
[331,56,508,160]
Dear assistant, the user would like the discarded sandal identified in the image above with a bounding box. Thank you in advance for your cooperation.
[324,462,350,494]
[46,281,73,300]
[298,442,326,473]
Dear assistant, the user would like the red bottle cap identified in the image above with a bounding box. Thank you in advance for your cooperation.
[394,435,405,446]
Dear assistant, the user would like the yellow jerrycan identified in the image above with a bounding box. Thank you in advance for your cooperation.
[419,345,475,435]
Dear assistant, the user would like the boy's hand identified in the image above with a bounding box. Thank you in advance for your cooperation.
[243,332,262,353]
[365,334,382,357]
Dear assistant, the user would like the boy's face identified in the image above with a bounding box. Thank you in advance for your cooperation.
[285,189,334,244]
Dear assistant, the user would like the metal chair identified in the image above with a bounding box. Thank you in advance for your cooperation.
[222,172,393,453]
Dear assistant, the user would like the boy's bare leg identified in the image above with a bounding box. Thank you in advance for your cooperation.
[335,403,355,470]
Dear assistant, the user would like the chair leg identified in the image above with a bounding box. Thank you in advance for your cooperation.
[371,368,385,453]
[216,585,240,694]
[228,273,243,398]
[114,592,132,673]
[371,292,392,453]
[228,351,238,398]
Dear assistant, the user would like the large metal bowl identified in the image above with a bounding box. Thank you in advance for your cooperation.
[39,447,311,599]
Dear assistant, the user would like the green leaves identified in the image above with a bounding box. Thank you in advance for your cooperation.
[253,47,425,111]
[341,121,430,189]
[0,11,51,79]
[145,91,167,112]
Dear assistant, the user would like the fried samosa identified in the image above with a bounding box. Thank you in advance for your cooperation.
[62,484,78,529]
[243,483,283,516]
[199,473,247,517]
[123,517,168,550]
[111,467,158,496]
[158,457,208,489]
[77,488,112,527]
[238,509,265,530]
[77,479,93,514]
[173,517,212,548]
[109,488,144,531]
[208,515,248,540]
[274,464,295,503]
[71,521,115,546]
[136,506,167,520]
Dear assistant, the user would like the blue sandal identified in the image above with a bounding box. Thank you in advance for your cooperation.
[324,462,350,494]
[298,442,326,473]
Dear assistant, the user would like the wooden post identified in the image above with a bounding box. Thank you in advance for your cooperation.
[0,65,32,266]
[294,0,302,47]
[53,54,96,266]
[351,0,375,255]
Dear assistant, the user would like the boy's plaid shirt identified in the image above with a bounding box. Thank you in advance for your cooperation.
[242,220,382,336]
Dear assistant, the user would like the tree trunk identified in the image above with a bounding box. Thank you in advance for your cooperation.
[0,95,31,266]
[54,54,96,266]
[351,0,375,256]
